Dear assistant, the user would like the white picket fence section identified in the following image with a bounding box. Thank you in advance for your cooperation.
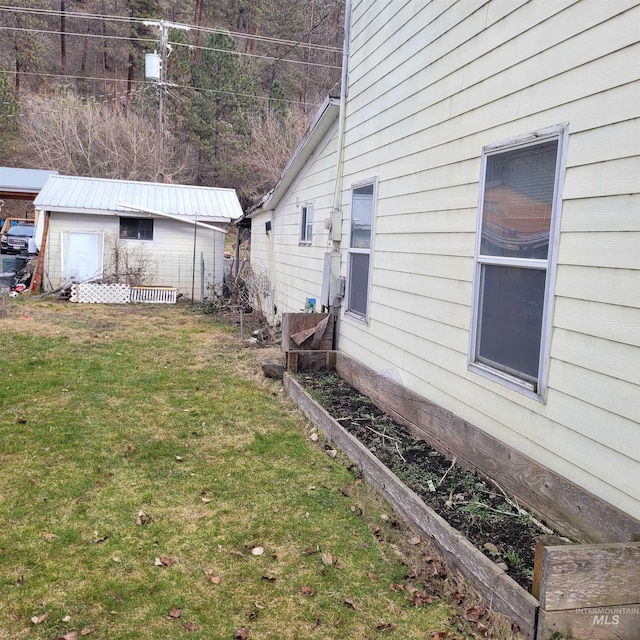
[130,286,177,304]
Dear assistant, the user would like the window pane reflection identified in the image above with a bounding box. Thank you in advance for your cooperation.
[350,184,374,249]
[481,140,558,259]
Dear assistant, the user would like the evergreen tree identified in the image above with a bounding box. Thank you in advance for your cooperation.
[189,32,258,188]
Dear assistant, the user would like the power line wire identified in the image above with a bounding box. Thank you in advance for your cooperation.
[0,69,315,106]
[0,5,342,54]
[168,39,340,70]
[0,24,340,69]
[0,24,157,45]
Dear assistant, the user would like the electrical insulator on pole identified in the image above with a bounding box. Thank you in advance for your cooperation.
[143,20,190,183]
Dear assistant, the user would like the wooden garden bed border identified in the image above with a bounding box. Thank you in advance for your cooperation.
[284,373,539,639]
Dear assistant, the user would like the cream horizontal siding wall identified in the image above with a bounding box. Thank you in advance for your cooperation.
[251,123,339,320]
[45,211,223,301]
[335,0,640,519]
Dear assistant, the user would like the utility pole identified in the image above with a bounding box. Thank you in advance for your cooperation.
[144,20,190,183]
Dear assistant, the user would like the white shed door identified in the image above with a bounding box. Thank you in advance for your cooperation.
[64,232,104,281]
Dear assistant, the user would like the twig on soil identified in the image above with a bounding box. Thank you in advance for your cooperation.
[490,479,556,535]
[360,424,402,443]
[437,456,457,487]
[459,501,525,518]
[395,441,406,462]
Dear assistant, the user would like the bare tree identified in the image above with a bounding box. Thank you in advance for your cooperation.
[238,107,312,201]
[19,91,197,183]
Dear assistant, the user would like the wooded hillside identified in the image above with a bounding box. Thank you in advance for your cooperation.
[0,0,344,205]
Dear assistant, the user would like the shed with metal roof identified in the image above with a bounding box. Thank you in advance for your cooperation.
[33,175,242,301]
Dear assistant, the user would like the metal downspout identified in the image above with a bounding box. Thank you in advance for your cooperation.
[332,0,352,223]
[329,0,352,351]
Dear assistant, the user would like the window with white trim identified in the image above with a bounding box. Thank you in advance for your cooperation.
[300,204,313,244]
[347,181,376,320]
[470,126,567,397]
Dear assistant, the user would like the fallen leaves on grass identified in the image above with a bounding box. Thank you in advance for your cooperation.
[31,613,48,625]
[234,627,250,639]
[135,510,151,525]
[58,629,93,640]
[168,607,182,619]
[411,592,433,607]
[321,552,334,566]
[155,556,176,567]
[343,598,357,610]
[207,575,222,585]
[301,585,314,596]
[251,546,264,556]
[463,606,485,622]
[184,622,198,631]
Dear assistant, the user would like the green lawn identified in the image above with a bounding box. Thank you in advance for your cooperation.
[0,301,506,640]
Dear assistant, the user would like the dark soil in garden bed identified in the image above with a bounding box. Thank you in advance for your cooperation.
[298,369,553,592]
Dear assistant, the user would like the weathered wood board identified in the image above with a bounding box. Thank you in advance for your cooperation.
[539,542,640,610]
[286,350,336,373]
[532,536,570,601]
[335,353,640,544]
[537,607,640,640]
[284,373,539,639]
[281,313,333,352]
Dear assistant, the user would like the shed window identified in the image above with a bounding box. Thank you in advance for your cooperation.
[120,217,153,240]
[300,204,313,244]
[347,181,376,320]
[470,126,567,398]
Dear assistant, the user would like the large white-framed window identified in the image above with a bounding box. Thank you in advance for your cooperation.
[346,180,377,321]
[299,203,314,244]
[469,125,568,399]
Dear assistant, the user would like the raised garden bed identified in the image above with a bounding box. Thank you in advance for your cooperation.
[296,368,550,592]
[283,357,640,640]
[284,371,540,638]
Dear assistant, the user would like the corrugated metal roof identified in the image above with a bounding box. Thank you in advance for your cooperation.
[0,167,58,194]
[34,175,243,221]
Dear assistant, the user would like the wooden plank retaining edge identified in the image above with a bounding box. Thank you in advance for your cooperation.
[335,353,639,544]
[537,607,640,640]
[285,373,539,639]
[540,542,640,610]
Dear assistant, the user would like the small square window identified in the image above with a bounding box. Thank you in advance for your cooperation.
[300,204,313,244]
[119,217,153,240]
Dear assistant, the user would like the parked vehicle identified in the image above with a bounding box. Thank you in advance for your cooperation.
[0,216,34,237]
[0,223,35,255]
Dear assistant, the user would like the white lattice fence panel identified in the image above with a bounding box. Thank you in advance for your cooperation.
[130,287,177,304]
[71,283,131,304]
